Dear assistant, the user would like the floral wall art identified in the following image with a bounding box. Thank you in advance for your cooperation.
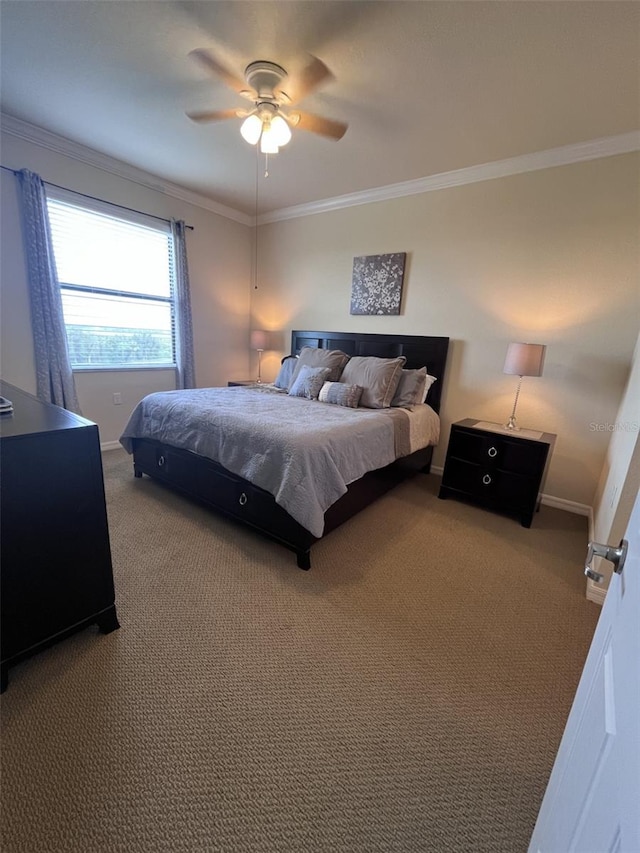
[350,252,406,315]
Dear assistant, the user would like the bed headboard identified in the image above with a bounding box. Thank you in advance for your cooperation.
[291,330,450,414]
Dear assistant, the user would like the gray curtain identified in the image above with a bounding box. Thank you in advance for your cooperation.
[16,169,82,413]
[171,220,196,389]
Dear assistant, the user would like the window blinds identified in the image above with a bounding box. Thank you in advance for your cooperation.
[46,195,176,369]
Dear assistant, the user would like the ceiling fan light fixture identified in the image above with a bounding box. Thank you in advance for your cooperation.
[240,113,262,145]
[269,115,292,147]
[188,50,348,151]
[259,123,280,154]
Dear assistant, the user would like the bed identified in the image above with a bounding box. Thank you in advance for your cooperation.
[121,330,449,569]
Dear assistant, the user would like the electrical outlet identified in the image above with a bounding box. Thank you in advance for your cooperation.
[113,392,122,405]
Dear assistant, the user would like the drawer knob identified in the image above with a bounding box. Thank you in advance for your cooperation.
[239,492,248,506]
[157,455,165,468]
[488,446,498,458]
[482,474,492,485]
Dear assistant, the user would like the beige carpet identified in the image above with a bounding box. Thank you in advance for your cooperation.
[1,449,599,852]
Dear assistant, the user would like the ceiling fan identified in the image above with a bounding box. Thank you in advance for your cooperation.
[186,49,348,154]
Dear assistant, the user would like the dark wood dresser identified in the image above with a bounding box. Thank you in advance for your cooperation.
[0,381,119,691]
[438,418,556,527]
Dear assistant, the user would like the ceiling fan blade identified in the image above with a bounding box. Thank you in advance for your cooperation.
[277,55,334,104]
[289,111,348,141]
[186,108,244,124]
[188,49,255,100]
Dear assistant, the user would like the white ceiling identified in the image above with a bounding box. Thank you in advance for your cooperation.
[1,1,638,217]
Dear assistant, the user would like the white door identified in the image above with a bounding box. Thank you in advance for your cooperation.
[529,489,640,852]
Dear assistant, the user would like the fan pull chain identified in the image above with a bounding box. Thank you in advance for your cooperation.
[254,145,259,289]
[264,153,270,178]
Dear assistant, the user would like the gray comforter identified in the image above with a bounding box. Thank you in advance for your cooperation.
[120,386,437,537]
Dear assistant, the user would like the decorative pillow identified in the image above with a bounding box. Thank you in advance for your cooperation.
[318,381,363,408]
[339,356,406,409]
[273,355,298,390]
[288,365,331,400]
[289,346,350,386]
[391,367,437,408]
[391,367,427,408]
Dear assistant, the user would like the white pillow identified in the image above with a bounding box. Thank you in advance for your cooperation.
[421,374,438,404]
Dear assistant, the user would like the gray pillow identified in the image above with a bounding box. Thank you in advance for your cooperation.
[288,365,331,400]
[273,355,298,390]
[289,346,350,386]
[339,356,406,409]
[318,381,363,408]
[391,367,435,408]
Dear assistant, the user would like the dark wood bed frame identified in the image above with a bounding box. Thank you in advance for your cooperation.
[131,330,449,570]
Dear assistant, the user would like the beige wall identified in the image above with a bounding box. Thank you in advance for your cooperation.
[253,153,640,507]
[0,131,252,443]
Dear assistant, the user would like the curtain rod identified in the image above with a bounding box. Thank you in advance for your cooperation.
[0,164,194,230]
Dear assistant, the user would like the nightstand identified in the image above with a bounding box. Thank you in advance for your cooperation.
[438,419,556,527]
[227,380,258,387]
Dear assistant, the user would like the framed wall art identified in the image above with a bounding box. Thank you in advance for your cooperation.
[350,252,406,315]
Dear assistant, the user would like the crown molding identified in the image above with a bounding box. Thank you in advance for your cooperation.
[0,113,252,226]
[258,131,640,224]
[3,113,637,228]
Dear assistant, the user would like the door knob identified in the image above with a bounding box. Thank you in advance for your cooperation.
[584,539,628,583]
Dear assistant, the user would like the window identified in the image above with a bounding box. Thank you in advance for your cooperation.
[46,190,176,369]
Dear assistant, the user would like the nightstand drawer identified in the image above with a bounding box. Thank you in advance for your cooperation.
[442,457,538,507]
[448,427,548,477]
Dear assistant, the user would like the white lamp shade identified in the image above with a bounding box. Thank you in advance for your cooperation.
[250,330,269,351]
[503,342,546,377]
[269,115,292,146]
[240,114,262,145]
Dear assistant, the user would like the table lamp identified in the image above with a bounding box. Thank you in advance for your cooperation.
[503,342,546,430]
[250,330,269,383]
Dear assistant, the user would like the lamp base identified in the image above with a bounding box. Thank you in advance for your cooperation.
[505,376,523,431]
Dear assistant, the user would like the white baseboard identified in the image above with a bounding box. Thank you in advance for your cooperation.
[539,493,591,517]
[586,578,607,606]
[100,441,122,452]
[539,497,606,604]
